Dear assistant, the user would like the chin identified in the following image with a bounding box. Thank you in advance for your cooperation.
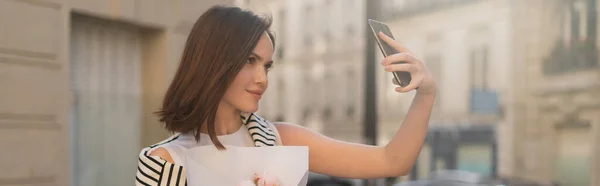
[237,103,259,113]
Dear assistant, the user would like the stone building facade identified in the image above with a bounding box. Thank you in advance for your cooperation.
[240,0,368,143]
[0,0,236,185]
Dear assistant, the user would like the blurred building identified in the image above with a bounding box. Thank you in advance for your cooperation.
[0,0,236,186]
[379,0,512,180]
[240,0,368,143]
[239,0,600,185]
[379,0,600,186]
[511,0,600,185]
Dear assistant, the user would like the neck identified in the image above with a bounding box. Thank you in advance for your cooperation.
[200,101,242,135]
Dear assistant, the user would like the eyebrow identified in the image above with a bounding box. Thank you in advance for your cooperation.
[251,53,263,61]
[251,52,274,63]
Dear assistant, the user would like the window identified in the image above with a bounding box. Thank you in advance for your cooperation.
[392,0,405,10]
[385,64,397,110]
[323,72,334,121]
[277,78,285,120]
[468,44,500,115]
[346,105,355,118]
[302,73,315,121]
[570,0,587,42]
[553,127,592,186]
[322,1,331,44]
[346,70,356,118]
[346,24,355,37]
[425,33,442,109]
[302,107,311,124]
[277,78,285,102]
[276,10,286,59]
[276,46,285,60]
[543,0,598,74]
[324,71,334,99]
[470,46,489,90]
[323,106,333,121]
[275,114,285,122]
[425,54,442,107]
[304,6,314,47]
[345,0,357,38]
[390,0,406,16]
[302,76,312,123]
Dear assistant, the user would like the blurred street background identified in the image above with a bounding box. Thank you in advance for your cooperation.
[0,0,599,185]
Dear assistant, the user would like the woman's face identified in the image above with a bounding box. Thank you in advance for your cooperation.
[221,32,274,113]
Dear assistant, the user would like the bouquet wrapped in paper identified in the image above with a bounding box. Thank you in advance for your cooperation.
[183,145,309,186]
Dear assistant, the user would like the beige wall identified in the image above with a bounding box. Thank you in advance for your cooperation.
[242,0,367,143]
[0,0,70,185]
[382,0,512,124]
[382,0,514,176]
[592,113,600,186]
[140,29,170,148]
[511,0,600,184]
[0,0,233,185]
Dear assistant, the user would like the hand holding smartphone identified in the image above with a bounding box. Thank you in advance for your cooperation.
[368,19,412,87]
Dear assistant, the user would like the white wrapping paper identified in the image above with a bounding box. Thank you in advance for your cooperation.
[184,145,309,186]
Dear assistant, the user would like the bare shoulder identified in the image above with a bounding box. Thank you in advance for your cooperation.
[272,122,296,130]
[273,122,327,146]
[273,122,311,134]
[149,147,174,163]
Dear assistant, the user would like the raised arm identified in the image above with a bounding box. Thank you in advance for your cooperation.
[275,32,436,179]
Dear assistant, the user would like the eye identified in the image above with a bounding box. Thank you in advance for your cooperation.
[246,57,256,64]
[265,63,273,71]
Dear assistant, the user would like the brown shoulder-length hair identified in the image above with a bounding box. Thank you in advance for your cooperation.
[156,5,275,149]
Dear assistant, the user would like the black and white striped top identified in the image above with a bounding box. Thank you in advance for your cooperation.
[134,113,280,186]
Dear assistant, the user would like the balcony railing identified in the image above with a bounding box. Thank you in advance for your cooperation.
[381,0,483,20]
[469,89,500,115]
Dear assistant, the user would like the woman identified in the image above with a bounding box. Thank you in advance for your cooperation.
[135,5,436,186]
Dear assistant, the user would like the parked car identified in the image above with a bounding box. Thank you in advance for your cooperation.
[493,176,560,186]
[394,170,494,186]
[307,172,358,186]
[393,170,559,186]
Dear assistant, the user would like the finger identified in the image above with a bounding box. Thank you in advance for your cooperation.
[381,53,418,66]
[384,63,415,73]
[378,32,412,54]
[256,179,265,186]
[395,76,422,93]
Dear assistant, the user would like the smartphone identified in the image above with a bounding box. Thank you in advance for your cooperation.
[368,19,411,87]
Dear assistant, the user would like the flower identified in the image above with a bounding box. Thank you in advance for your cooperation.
[254,172,280,186]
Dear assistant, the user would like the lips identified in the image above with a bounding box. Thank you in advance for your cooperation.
[247,89,263,99]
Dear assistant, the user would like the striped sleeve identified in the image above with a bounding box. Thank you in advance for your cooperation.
[244,113,277,147]
[135,145,187,186]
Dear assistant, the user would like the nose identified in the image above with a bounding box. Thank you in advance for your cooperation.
[253,66,267,85]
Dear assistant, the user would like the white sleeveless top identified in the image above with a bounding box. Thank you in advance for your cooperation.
[156,123,283,165]
[135,113,283,186]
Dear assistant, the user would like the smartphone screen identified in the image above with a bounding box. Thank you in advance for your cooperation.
[368,19,411,87]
